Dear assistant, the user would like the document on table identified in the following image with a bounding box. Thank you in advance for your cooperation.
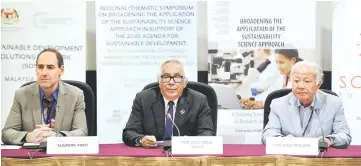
[1,145,22,149]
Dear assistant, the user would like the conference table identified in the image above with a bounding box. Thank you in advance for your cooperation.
[2,144,361,165]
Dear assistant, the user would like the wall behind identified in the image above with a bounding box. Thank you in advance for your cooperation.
[86,1,96,70]
[317,1,333,71]
[85,1,333,71]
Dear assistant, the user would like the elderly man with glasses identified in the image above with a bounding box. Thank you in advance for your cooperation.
[122,59,215,148]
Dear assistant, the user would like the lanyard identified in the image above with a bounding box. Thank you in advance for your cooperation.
[40,98,57,125]
[302,108,314,136]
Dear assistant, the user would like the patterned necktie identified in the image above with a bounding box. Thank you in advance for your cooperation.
[43,96,54,125]
[164,101,175,140]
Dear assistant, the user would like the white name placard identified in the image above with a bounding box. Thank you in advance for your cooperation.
[47,136,99,154]
[266,137,319,156]
[172,136,223,155]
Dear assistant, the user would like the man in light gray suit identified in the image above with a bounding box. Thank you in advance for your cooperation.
[2,48,87,145]
[262,61,351,148]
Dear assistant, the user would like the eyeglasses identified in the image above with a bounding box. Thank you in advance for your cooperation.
[160,75,184,83]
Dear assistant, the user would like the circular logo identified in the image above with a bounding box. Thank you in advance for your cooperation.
[1,8,20,25]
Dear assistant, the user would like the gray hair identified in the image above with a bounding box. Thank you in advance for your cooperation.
[157,59,188,85]
[290,61,324,85]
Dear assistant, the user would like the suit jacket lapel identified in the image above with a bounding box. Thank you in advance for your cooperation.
[151,91,165,138]
[55,82,67,131]
[31,84,41,126]
[174,94,189,135]
[288,95,302,136]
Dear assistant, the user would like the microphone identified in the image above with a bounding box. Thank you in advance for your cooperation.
[163,113,181,151]
[314,108,328,152]
[166,113,181,137]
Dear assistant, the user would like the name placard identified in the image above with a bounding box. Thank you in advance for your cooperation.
[47,136,99,154]
[172,136,223,155]
[266,137,319,155]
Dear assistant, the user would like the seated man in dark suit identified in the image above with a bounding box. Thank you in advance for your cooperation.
[123,59,215,147]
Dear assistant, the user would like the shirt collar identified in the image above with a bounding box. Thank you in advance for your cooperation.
[163,97,179,108]
[40,83,60,101]
[297,95,316,109]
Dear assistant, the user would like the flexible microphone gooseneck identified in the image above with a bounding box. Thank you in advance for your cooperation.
[314,108,328,152]
[167,113,180,137]
[163,113,181,151]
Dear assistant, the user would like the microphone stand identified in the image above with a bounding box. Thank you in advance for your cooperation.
[315,108,328,152]
[163,113,180,151]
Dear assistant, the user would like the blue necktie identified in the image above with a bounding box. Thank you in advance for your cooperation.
[164,101,175,140]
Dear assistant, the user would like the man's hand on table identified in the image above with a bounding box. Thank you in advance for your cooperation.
[141,135,157,148]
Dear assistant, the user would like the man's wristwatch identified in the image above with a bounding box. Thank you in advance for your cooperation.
[56,132,65,137]
[325,136,333,144]
[135,136,144,147]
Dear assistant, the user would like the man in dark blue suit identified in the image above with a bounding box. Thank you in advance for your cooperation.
[122,59,215,148]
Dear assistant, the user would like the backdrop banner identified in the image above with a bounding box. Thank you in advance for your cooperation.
[332,0,361,145]
[96,1,198,143]
[1,0,86,139]
[207,0,315,144]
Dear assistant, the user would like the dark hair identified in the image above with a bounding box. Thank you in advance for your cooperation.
[275,49,303,62]
[36,48,64,68]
